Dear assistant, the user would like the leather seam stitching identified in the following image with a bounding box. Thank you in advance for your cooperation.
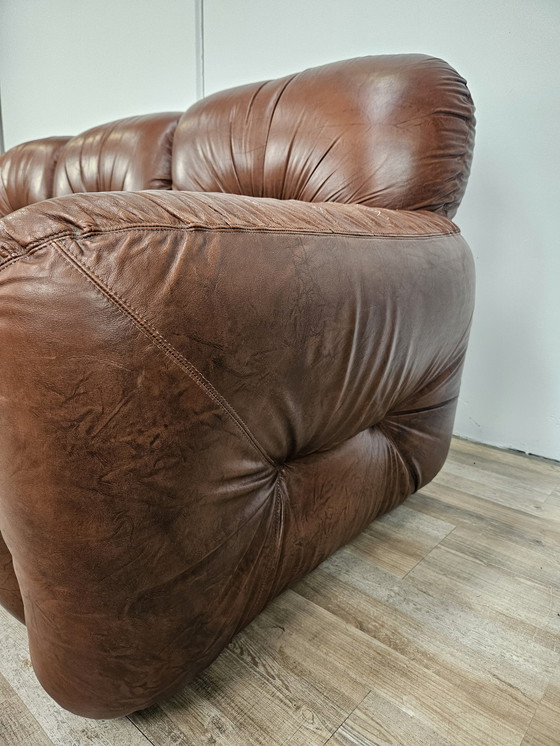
[0,243,49,273]
[0,222,460,270]
[53,237,275,468]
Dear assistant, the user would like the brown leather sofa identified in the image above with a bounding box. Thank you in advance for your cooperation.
[0,55,475,718]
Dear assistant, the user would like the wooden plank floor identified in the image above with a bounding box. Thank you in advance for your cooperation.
[1,437,559,745]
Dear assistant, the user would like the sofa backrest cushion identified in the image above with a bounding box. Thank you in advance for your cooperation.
[0,137,70,217]
[172,55,475,217]
[53,113,181,197]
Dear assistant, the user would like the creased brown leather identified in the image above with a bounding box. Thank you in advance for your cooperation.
[0,55,476,718]
[0,137,70,218]
[0,530,24,621]
[173,55,475,217]
[0,191,474,717]
[53,113,181,196]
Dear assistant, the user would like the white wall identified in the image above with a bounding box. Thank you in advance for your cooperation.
[203,0,560,462]
[0,0,199,149]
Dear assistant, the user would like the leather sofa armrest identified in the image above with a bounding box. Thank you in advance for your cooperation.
[0,190,474,717]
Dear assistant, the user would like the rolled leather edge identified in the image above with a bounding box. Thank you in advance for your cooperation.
[0,189,459,264]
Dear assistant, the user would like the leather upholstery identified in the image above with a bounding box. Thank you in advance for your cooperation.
[0,136,70,216]
[173,55,474,217]
[54,113,181,196]
[0,55,475,718]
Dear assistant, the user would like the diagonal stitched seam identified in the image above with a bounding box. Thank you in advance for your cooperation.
[53,237,275,467]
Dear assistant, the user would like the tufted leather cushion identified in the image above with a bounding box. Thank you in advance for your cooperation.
[172,55,475,217]
[0,191,474,717]
[0,55,476,718]
[0,137,70,217]
[53,112,181,196]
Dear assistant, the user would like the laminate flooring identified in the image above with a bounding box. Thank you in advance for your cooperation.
[1,438,559,745]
